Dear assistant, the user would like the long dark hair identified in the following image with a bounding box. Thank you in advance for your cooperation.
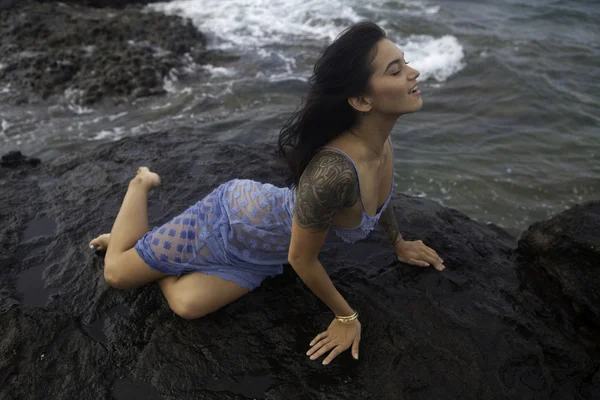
[277,21,387,189]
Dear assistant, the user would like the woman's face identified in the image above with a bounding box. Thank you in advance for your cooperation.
[366,39,422,115]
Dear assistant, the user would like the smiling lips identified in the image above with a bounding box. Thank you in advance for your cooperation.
[409,82,420,95]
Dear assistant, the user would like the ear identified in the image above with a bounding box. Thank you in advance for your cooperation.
[347,95,372,114]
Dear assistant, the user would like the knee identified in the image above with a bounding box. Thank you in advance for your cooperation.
[169,293,208,320]
[103,260,131,290]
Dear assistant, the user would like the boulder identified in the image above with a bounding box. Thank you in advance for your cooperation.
[0,1,208,105]
[517,201,600,346]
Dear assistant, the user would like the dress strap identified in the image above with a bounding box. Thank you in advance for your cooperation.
[318,146,357,166]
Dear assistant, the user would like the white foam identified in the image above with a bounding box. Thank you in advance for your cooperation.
[92,130,115,141]
[67,103,94,115]
[425,5,440,14]
[162,71,179,93]
[150,0,361,48]
[148,0,463,83]
[151,102,172,110]
[202,64,237,78]
[1,119,11,134]
[92,127,125,141]
[162,66,195,94]
[399,35,465,82]
[63,88,95,113]
[108,112,128,121]
[365,1,439,17]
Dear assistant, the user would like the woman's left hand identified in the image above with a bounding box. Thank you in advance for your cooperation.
[306,318,361,365]
[395,239,445,271]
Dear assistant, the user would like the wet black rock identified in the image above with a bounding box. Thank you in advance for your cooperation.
[0,0,206,105]
[0,0,17,10]
[517,202,600,345]
[0,131,598,399]
[0,151,41,168]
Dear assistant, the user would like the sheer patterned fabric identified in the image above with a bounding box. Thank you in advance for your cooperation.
[135,179,295,290]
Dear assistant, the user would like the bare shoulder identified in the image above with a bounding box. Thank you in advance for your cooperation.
[294,150,359,232]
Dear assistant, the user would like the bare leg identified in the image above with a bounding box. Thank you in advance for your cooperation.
[90,231,249,315]
[106,167,160,257]
[102,167,166,289]
[159,273,249,319]
[92,232,249,316]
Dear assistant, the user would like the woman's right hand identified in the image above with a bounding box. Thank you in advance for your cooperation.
[306,318,361,365]
[395,239,445,271]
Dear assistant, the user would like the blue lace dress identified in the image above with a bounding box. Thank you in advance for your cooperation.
[134,138,394,290]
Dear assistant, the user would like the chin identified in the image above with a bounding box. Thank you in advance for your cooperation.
[411,97,424,112]
[402,104,423,114]
[398,97,423,114]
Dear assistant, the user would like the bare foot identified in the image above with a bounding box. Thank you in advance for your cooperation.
[133,166,161,190]
[89,233,110,251]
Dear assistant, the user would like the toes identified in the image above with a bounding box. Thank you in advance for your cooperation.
[89,235,106,249]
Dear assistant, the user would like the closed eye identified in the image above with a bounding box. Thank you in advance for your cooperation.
[391,60,409,76]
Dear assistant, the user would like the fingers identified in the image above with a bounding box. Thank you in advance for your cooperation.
[322,346,343,365]
[423,252,444,270]
[306,337,332,358]
[426,249,445,269]
[351,335,360,360]
[309,332,327,346]
[307,321,362,365]
[409,258,430,267]
[406,252,445,271]
[432,262,446,271]
[398,240,447,271]
[309,342,339,363]
[416,242,445,271]
[424,247,440,262]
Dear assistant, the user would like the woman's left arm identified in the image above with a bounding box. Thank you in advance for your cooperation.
[378,200,403,247]
[378,201,446,271]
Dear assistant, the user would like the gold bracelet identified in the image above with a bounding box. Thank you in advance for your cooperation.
[335,309,358,324]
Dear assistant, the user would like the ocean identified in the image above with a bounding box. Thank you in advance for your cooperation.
[1,0,598,237]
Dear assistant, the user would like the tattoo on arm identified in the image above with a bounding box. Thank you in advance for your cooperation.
[379,200,402,245]
[295,151,359,232]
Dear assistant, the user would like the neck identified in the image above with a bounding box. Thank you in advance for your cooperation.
[348,114,399,162]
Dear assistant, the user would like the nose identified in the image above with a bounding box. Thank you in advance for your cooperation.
[408,65,420,80]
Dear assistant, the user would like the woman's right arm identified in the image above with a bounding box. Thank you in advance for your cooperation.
[287,151,359,315]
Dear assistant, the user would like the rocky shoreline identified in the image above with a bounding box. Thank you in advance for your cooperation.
[0,0,231,105]
[0,130,598,399]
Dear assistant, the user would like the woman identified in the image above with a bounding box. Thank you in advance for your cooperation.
[89,20,445,366]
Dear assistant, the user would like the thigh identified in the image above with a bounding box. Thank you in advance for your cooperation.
[106,247,169,289]
[159,272,250,319]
